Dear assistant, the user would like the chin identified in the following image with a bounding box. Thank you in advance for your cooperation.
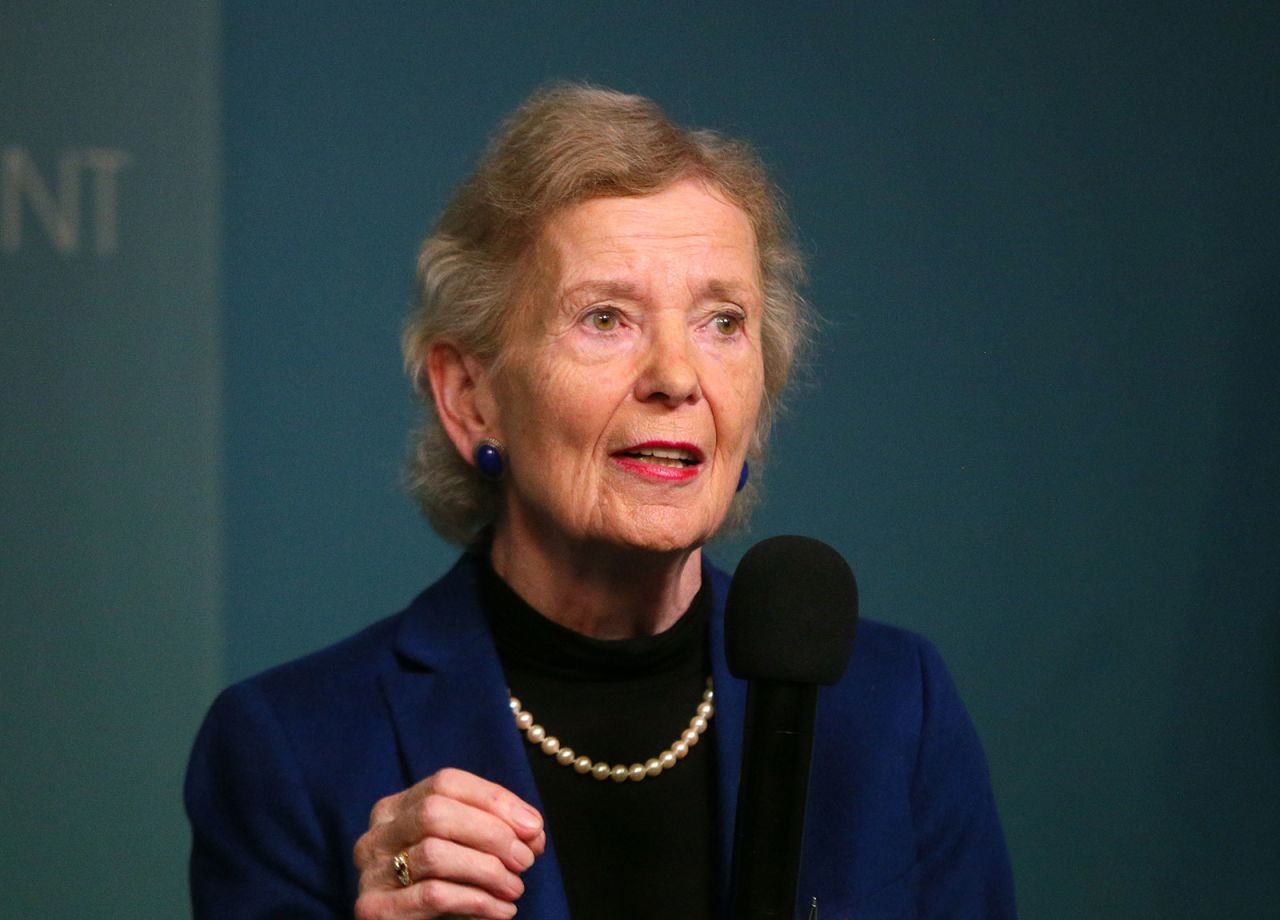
[596,506,721,555]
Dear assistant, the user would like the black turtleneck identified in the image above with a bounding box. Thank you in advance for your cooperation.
[480,561,719,920]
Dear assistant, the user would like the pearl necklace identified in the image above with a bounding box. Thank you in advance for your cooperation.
[509,678,714,783]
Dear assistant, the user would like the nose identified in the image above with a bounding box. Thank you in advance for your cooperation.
[634,318,701,407]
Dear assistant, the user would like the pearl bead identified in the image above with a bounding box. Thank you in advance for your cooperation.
[509,677,714,783]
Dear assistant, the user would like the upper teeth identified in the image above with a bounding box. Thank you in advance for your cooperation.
[636,447,694,461]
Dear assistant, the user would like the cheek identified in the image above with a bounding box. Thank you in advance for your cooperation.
[713,358,766,450]
[503,359,612,462]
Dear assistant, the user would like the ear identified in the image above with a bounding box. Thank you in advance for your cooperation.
[425,341,500,466]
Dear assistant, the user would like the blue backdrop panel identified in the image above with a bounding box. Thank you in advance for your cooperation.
[0,1,223,917]
[219,3,1279,918]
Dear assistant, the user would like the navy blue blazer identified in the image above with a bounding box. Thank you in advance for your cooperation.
[186,554,1016,918]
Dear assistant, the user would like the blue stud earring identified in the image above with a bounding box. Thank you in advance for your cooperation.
[736,461,749,493]
[474,438,505,480]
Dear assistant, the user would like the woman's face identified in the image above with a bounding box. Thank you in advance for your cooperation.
[489,178,765,555]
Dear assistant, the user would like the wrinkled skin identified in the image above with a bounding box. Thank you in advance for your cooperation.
[491,179,765,563]
[355,180,765,918]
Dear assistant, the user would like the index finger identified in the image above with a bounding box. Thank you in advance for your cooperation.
[426,768,543,840]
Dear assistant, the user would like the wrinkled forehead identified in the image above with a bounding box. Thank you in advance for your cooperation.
[507,181,762,325]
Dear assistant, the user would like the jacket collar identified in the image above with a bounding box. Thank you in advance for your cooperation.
[382,554,570,918]
[381,552,746,920]
[706,562,747,917]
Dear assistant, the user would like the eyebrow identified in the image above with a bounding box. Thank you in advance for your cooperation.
[560,278,758,303]
[704,279,756,302]
[560,280,644,302]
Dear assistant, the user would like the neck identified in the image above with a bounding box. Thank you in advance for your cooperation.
[488,521,703,640]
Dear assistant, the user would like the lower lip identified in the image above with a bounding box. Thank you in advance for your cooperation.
[611,455,701,482]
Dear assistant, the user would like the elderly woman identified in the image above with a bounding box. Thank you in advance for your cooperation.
[186,85,1015,919]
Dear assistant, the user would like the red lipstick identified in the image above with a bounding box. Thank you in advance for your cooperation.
[610,440,704,482]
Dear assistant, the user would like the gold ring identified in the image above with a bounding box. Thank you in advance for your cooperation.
[392,851,413,888]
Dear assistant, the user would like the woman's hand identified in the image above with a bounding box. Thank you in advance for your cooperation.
[353,767,545,920]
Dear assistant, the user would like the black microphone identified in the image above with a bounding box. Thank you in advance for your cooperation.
[725,536,859,920]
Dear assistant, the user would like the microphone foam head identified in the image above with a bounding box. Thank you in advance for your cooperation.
[725,535,859,684]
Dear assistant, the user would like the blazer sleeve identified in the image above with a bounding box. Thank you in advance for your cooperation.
[910,636,1018,918]
[184,681,350,919]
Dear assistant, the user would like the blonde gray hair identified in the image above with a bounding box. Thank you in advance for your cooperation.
[403,83,811,544]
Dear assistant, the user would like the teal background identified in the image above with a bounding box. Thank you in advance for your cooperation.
[3,2,1276,917]
[1,1,223,917]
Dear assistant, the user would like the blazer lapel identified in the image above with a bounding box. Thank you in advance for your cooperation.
[708,564,746,919]
[379,556,571,920]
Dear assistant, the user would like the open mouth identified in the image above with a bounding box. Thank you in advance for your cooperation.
[612,443,704,469]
